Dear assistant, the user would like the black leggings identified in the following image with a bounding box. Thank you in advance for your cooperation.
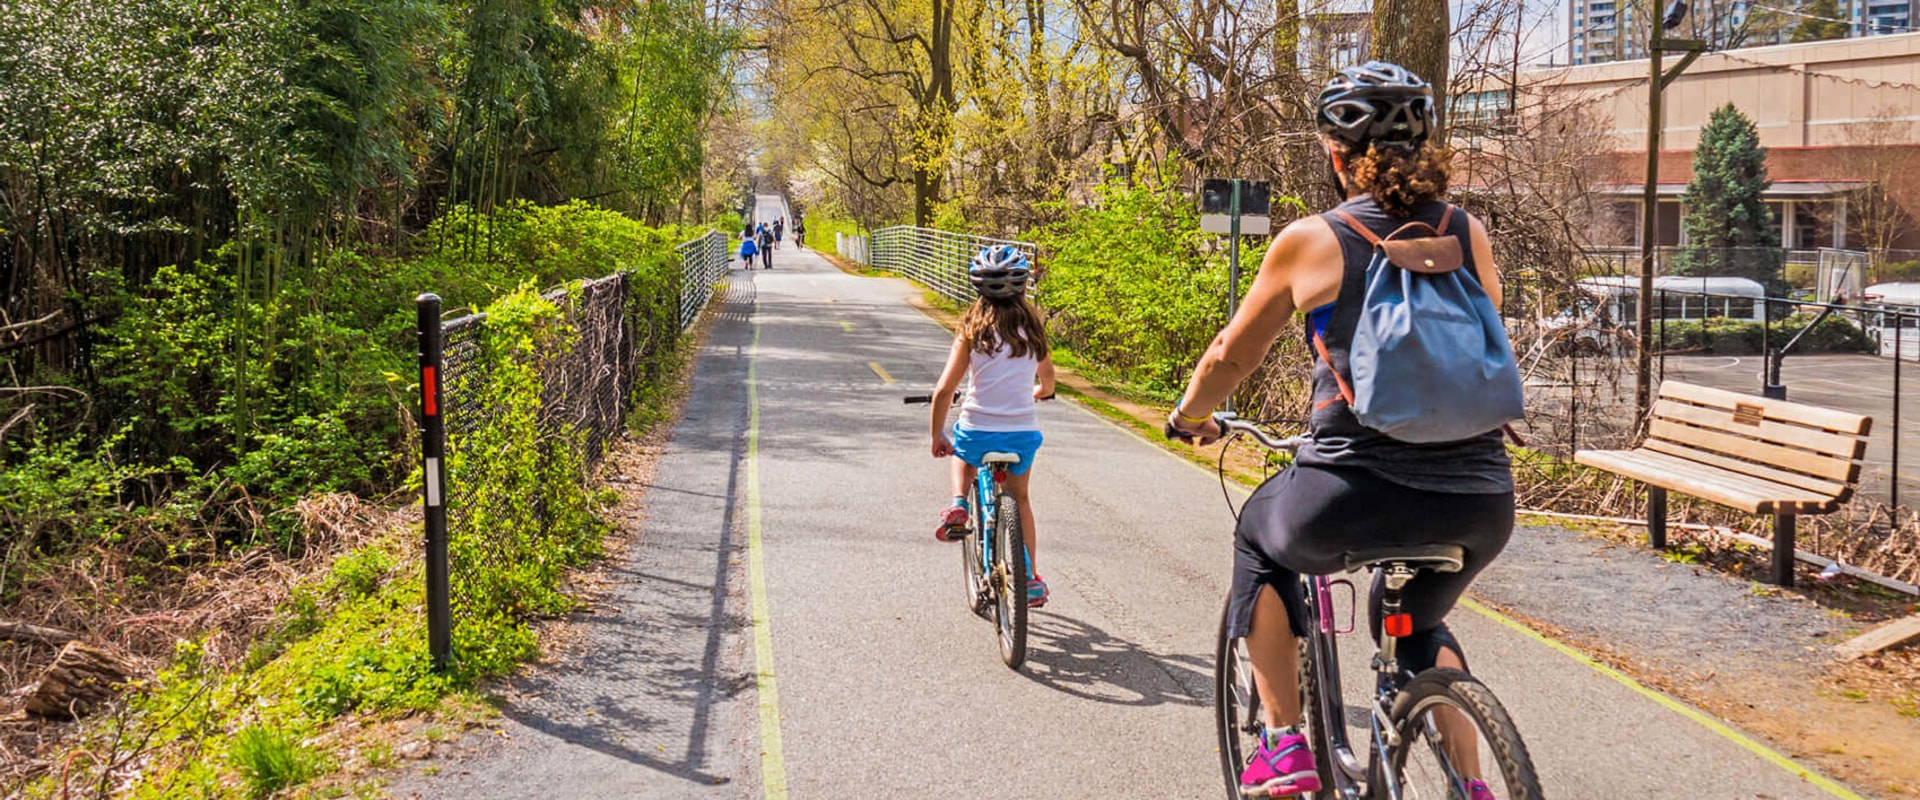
[1227,464,1513,674]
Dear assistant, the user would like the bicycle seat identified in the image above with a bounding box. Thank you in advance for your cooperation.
[1340,544,1466,574]
[981,452,1021,465]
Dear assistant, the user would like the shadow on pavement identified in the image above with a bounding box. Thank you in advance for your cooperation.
[1018,613,1211,707]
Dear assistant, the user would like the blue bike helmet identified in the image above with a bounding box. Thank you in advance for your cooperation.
[969,245,1031,299]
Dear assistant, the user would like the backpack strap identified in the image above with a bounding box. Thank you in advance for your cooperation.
[1312,332,1357,410]
[1331,204,1465,275]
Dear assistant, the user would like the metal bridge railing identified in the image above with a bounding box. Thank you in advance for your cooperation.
[870,226,1037,305]
[677,229,728,328]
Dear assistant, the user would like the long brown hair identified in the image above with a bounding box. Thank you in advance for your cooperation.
[1342,140,1452,217]
[959,295,1049,359]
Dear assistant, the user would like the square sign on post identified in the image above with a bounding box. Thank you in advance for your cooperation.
[1199,179,1272,235]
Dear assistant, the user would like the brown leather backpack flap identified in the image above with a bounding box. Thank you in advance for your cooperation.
[1377,236,1464,274]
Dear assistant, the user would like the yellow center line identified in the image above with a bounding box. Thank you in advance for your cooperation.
[823,297,836,304]
[840,320,854,334]
[868,362,895,384]
[746,316,789,798]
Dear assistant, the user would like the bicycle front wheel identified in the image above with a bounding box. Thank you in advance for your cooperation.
[1385,668,1543,800]
[992,491,1028,670]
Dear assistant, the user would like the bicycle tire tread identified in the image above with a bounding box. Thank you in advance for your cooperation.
[1389,668,1544,800]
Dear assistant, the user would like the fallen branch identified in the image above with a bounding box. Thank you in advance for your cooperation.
[0,620,82,647]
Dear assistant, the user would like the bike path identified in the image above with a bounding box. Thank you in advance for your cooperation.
[745,249,1852,799]
[397,241,1860,798]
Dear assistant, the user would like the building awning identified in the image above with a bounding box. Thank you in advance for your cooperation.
[1591,181,1871,198]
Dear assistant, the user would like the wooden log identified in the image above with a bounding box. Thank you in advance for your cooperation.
[22,642,133,719]
[1837,614,1920,661]
[0,620,81,647]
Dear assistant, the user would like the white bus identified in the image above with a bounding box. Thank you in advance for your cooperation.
[1862,282,1920,360]
[1541,276,1767,353]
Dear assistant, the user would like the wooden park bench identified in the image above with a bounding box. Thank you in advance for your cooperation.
[1575,381,1872,586]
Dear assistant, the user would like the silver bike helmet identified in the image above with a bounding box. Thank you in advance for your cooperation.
[969,245,1031,299]
[1316,61,1436,152]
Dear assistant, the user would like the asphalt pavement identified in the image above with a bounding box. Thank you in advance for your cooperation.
[400,229,1869,798]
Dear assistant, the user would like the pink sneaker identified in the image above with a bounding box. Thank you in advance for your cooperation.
[935,505,968,542]
[1466,778,1497,800]
[1239,728,1321,797]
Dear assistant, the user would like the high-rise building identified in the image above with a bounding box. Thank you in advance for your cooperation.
[1568,0,1913,65]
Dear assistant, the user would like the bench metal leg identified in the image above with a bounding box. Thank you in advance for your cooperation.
[1647,486,1667,549]
[1773,514,1796,587]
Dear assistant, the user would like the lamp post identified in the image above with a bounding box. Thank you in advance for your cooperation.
[1635,1,1705,420]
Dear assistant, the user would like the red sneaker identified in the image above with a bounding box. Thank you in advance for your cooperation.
[935,505,968,542]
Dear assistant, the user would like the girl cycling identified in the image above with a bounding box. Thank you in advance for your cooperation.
[1168,62,1511,799]
[927,246,1056,608]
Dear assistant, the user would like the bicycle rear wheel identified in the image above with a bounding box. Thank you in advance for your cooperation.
[1384,668,1543,800]
[992,491,1028,669]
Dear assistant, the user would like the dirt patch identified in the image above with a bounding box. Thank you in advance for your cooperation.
[1475,523,1920,797]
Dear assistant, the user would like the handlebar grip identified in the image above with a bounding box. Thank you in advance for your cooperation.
[1163,422,1196,442]
[904,395,932,404]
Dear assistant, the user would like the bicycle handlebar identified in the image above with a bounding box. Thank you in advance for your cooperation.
[904,390,1056,404]
[1166,413,1308,452]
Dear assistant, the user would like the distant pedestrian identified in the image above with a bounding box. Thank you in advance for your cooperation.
[757,225,775,269]
[738,234,758,268]
[794,218,806,249]
[774,218,785,245]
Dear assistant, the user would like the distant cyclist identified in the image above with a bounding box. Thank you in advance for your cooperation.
[1167,62,1512,799]
[793,217,806,249]
[926,246,1056,607]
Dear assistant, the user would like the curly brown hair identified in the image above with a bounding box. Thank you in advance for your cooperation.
[1342,141,1452,217]
[959,295,1049,360]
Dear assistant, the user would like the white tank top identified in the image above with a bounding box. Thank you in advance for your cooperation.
[958,344,1039,432]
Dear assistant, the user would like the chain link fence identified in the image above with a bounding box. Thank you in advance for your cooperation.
[870,226,1036,304]
[416,229,727,668]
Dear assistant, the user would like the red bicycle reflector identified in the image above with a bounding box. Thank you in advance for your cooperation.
[423,366,438,416]
[1383,613,1413,638]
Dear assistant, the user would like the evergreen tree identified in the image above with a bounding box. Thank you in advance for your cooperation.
[1680,103,1780,284]
[1791,0,1852,42]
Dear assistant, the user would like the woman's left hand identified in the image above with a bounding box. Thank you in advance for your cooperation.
[1167,412,1223,446]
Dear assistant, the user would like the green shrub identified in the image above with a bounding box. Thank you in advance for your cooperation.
[1033,168,1233,397]
[229,727,321,799]
[1876,259,1920,283]
[1654,314,1871,353]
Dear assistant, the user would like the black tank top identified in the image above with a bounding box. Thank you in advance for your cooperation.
[1294,196,1514,494]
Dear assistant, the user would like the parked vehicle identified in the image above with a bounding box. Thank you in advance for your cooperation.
[1541,276,1767,354]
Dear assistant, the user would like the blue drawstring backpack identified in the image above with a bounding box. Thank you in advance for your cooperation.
[1320,206,1525,443]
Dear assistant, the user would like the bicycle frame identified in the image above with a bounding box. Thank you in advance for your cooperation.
[1300,564,1458,800]
[969,462,1011,602]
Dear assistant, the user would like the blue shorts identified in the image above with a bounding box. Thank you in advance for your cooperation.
[950,427,1043,476]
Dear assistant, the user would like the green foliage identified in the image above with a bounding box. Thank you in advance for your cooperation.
[1875,260,1920,283]
[229,726,323,799]
[1032,168,1233,397]
[1791,0,1851,41]
[1679,105,1779,284]
[1654,314,1871,353]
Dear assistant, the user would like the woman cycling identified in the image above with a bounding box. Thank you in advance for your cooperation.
[1167,62,1511,800]
[927,246,1056,607]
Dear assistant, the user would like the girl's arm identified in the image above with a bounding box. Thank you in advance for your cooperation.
[1034,353,1057,400]
[930,336,971,457]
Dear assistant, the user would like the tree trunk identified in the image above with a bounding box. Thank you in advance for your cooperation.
[23,642,133,719]
[1371,0,1450,128]
[0,620,81,647]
